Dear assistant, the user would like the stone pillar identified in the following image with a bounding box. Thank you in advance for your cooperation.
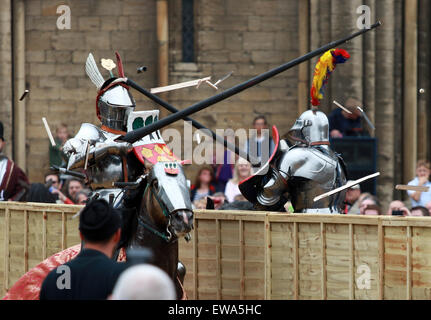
[417,0,430,161]
[403,0,418,183]
[330,0,363,110]
[13,0,26,171]
[363,0,376,129]
[309,0,332,114]
[375,0,396,206]
[0,0,12,158]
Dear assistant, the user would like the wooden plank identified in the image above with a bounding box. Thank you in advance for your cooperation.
[0,201,82,211]
[396,184,429,192]
[61,212,66,250]
[42,211,47,260]
[3,208,10,293]
[216,219,221,300]
[293,222,299,299]
[239,219,244,300]
[378,221,384,300]
[349,224,354,300]
[193,219,198,300]
[264,216,271,299]
[407,226,412,300]
[321,222,327,300]
[23,210,28,273]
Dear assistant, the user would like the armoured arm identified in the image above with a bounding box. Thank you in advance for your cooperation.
[63,137,132,170]
[256,166,289,208]
[62,123,133,170]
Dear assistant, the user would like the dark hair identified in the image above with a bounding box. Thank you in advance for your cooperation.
[411,206,430,217]
[26,183,56,204]
[79,199,122,244]
[193,166,215,189]
[253,115,267,125]
[44,172,59,182]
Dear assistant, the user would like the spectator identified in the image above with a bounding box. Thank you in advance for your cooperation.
[111,264,176,300]
[362,203,381,216]
[328,97,364,138]
[426,201,431,216]
[0,121,29,201]
[192,197,208,210]
[63,178,84,203]
[75,190,90,205]
[49,123,69,168]
[411,206,430,217]
[234,194,247,202]
[190,166,216,202]
[45,172,62,191]
[207,192,227,210]
[26,183,56,204]
[243,115,275,164]
[44,172,74,204]
[407,160,431,207]
[359,195,379,215]
[386,200,411,216]
[40,199,127,300]
[213,128,236,192]
[344,182,361,214]
[224,158,253,203]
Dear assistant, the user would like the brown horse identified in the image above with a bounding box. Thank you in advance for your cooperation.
[129,161,194,299]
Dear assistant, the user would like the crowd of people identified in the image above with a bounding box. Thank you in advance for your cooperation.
[343,160,431,217]
[0,121,90,205]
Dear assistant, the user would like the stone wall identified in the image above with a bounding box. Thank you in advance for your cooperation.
[24,0,158,182]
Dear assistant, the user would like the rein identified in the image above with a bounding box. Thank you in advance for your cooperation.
[138,182,176,243]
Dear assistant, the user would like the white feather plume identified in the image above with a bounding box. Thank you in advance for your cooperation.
[85,53,105,89]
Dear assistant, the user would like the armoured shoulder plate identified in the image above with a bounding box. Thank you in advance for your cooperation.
[278,146,338,184]
[74,123,107,143]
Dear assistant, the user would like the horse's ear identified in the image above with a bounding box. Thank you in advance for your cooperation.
[180,159,192,166]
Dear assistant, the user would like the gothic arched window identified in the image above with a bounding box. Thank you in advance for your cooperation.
[182,0,195,62]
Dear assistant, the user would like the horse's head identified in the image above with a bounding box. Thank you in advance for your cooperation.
[144,161,194,239]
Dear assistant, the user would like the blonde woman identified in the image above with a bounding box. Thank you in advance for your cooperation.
[224,158,253,203]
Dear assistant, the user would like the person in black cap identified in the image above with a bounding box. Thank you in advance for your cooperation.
[0,121,29,201]
[39,199,128,300]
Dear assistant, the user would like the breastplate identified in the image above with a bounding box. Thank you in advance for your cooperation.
[87,154,124,189]
[281,146,347,213]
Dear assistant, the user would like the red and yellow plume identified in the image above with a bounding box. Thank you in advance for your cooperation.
[310,48,350,106]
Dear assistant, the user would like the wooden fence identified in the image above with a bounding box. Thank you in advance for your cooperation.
[179,211,431,300]
[2,202,431,299]
[0,202,82,297]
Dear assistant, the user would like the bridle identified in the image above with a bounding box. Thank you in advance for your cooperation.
[137,181,176,243]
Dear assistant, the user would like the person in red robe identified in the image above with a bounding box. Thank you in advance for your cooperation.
[0,121,29,201]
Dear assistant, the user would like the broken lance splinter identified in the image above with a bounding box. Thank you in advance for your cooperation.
[120,22,381,146]
[125,78,260,165]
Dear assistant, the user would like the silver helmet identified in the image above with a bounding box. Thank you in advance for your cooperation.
[97,80,136,132]
[85,52,136,132]
[288,109,329,145]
